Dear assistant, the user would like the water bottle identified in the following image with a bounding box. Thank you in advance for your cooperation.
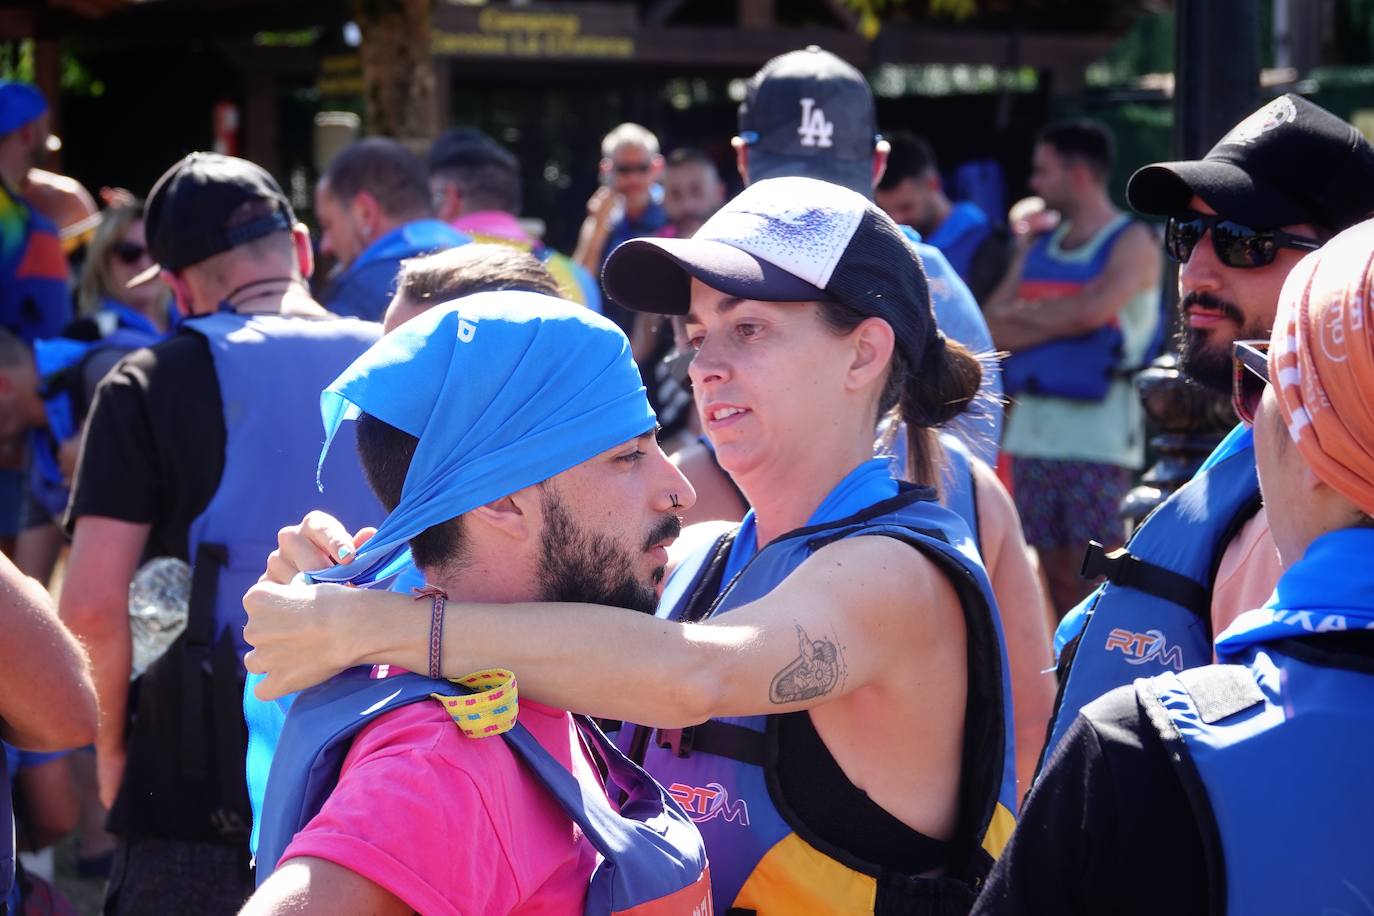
[128,557,191,679]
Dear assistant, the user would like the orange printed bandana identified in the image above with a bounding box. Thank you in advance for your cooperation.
[1270,220,1374,516]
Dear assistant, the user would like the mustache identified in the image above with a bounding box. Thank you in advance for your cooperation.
[644,513,683,552]
[1179,290,1245,325]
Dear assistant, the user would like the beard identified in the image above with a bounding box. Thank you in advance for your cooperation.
[535,488,681,615]
[1176,290,1271,393]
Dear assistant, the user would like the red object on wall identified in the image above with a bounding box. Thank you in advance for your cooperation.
[213,101,240,157]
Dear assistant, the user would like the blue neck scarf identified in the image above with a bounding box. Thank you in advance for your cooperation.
[308,291,656,585]
[721,458,899,585]
[1215,528,1374,660]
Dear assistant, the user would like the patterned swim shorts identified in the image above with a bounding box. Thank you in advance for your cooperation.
[1011,456,1134,551]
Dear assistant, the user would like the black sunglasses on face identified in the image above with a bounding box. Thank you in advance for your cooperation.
[1232,339,1271,425]
[613,162,652,176]
[1166,214,1321,269]
[111,241,148,266]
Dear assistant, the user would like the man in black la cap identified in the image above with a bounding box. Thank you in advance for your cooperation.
[974,94,1374,916]
[61,153,381,914]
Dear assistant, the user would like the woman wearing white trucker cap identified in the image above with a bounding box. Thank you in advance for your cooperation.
[243,177,1018,915]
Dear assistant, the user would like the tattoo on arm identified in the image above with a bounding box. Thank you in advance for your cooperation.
[769,624,846,704]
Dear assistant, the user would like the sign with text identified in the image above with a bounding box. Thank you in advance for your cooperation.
[432,3,636,60]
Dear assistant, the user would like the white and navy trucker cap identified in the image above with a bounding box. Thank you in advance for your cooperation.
[602,176,934,363]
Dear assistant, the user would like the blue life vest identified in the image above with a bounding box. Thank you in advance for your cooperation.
[1040,430,1261,768]
[1138,647,1374,915]
[325,219,469,321]
[255,667,712,914]
[1003,216,1136,401]
[145,313,381,839]
[1141,527,1374,914]
[185,312,383,665]
[927,201,995,289]
[619,485,1017,914]
[29,306,168,519]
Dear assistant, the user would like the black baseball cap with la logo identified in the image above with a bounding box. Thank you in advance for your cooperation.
[1128,94,1374,231]
[737,45,880,197]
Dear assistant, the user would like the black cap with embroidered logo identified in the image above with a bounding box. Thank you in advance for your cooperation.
[130,152,296,286]
[1127,94,1374,231]
[737,45,879,197]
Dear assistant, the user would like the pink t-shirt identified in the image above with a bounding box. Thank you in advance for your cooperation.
[281,685,603,915]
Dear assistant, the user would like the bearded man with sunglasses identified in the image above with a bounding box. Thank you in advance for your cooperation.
[974,217,1374,916]
[1032,94,1374,821]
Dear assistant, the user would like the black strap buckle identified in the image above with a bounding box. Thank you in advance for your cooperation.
[655,726,695,758]
[1080,540,1117,581]
[1080,540,1209,614]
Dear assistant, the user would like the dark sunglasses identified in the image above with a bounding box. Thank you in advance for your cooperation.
[613,162,653,175]
[111,241,148,266]
[1232,339,1271,425]
[1166,214,1321,269]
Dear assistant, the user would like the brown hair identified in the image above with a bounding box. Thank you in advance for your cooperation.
[396,244,561,306]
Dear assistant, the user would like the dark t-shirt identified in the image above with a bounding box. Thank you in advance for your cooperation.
[64,332,224,559]
[971,685,1209,916]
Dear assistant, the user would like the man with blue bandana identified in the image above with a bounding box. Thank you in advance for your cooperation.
[245,292,706,915]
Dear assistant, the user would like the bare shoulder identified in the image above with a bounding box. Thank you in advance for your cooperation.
[1119,220,1163,260]
[970,457,1021,548]
[792,534,961,627]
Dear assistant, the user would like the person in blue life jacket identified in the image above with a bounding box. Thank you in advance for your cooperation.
[876,131,1013,305]
[1040,95,1374,771]
[245,176,1020,915]
[984,120,1163,619]
[316,137,468,321]
[242,290,709,915]
[974,217,1374,916]
[59,152,381,916]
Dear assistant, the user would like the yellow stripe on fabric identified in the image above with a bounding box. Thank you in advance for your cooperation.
[429,668,519,738]
[981,802,1016,858]
[732,832,877,915]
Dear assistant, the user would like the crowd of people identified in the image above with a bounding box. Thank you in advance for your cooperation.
[0,41,1372,916]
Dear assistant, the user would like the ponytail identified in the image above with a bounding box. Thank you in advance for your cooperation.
[899,337,983,487]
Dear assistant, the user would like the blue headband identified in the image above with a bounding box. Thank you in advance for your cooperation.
[309,291,656,585]
[0,82,46,136]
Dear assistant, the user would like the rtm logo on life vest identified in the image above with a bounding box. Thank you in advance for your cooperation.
[1104,628,1184,670]
[457,315,478,343]
[797,98,834,148]
[669,782,750,827]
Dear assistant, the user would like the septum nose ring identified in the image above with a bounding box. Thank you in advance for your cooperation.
[670,493,682,509]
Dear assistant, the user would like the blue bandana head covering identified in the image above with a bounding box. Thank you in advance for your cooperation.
[309,290,655,584]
